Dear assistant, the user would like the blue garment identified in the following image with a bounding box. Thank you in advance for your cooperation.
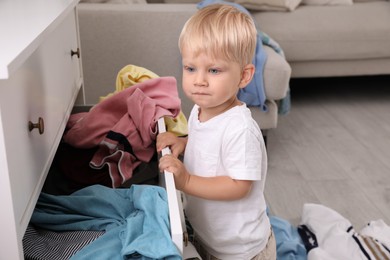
[260,31,291,115]
[197,0,268,112]
[31,185,181,260]
[270,215,307,260]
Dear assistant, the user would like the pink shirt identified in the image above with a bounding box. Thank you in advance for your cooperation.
[63,77,181,187]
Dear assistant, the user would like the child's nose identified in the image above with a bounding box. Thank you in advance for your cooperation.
[194,72,207,87]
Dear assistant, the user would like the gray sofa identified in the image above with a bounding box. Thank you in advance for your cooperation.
[76,3,291,133]
[76,0,390,132]
[252,0,390,78]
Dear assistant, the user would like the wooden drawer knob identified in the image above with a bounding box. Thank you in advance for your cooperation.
[28,117,44,135]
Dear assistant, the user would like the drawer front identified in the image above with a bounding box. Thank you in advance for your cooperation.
[157,118,184,255]
[0,9,82,240]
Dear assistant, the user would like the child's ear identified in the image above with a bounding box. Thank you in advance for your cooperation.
[239,64,255,89]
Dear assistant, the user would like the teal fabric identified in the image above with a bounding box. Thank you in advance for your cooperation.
[31,185,181,260]
[269,215,307,260]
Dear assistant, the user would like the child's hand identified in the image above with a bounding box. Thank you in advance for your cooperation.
[157,132,186,158]
[159,154,190,191]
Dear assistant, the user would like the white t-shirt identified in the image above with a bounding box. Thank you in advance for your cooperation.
[184,104,270,260]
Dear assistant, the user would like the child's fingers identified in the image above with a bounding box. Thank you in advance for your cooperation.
[158,154,174,171]
[156,138,168,152]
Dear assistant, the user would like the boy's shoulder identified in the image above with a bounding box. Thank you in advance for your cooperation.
[223,105,261,133]
[224,104,254,122]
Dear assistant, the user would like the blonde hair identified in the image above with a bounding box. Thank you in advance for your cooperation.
[178,4,257,68]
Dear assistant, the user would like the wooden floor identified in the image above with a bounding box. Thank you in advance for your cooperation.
[264,75,390,230]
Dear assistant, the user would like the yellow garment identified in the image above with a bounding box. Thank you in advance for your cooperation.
[99,64,159,102]
[100,64,188,136]
[116,64,160,92]
[164,112,188,137]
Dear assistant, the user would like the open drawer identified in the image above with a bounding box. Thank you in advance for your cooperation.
[157,118,201,259]
[157,117,187,255]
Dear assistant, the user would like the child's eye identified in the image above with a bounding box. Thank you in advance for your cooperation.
[184,66,195,73]
[209,68,220,74]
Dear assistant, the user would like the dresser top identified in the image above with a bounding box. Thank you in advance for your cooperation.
[0,0,79,80]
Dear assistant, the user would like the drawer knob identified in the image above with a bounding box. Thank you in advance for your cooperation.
[28,117,44,135]
[71,48,80,58]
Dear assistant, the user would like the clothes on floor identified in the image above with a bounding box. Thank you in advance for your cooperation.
[269,215,307,260]
[299,203,390,260]
[360,219,390,250]
[63,77,181,187]
[30,184,181,260]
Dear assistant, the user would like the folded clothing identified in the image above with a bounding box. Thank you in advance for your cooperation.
[23,224,104,260]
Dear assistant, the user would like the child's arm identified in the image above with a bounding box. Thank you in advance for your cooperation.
[159,154,252,201]
[157,132,187,158]
[183,174,252,201]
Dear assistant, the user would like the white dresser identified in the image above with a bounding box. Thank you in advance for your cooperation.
[0,0,83,259]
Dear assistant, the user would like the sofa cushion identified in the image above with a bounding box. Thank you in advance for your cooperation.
[353,0,386,2]
[80,0,146,2]
[302,0,352,5]
[164,0,199,3]
[263,46,291,100]
[250,99,278,130]
[252,1,390,62]
[235,0,302,11]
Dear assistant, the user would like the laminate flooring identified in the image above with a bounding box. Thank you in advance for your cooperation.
[264,75,390,230]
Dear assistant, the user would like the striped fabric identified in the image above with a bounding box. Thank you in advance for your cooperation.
[23,225,104,260]
[299,203,390,260]
[348,227,390,260]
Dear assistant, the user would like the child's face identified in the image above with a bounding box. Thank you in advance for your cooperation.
[181,47,245,119]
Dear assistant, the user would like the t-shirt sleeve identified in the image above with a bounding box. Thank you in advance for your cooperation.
[222,126,264,181]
